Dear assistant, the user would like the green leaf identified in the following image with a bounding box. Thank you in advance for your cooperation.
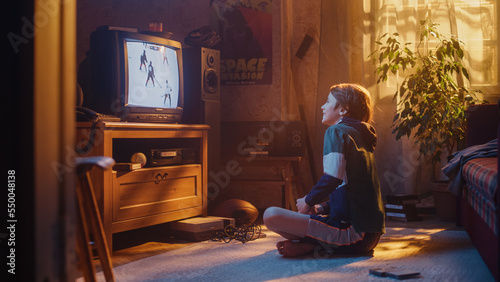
[436,51,443,61]
[393,113,400,122]
[462,68,469,80]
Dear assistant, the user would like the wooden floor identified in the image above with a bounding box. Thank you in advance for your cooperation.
[104,223,196,269]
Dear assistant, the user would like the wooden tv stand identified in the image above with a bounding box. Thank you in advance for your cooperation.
[76,121,209,252]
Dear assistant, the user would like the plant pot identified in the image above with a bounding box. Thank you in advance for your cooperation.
[430,181,457,222]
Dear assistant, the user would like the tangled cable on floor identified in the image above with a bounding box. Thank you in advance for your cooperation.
[211,223,262,243]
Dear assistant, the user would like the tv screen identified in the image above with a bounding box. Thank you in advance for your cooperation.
[125,39,180,109]
[85,29,184,123]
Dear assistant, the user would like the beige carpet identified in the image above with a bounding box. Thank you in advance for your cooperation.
[91,227,494,281]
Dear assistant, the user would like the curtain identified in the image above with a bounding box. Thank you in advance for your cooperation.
[373,0,498,100]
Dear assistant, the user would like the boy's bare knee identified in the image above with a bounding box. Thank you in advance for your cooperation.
[263,206,280,227]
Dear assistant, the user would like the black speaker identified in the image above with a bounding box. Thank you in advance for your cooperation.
[182,47,221,171]
[182,47,220,124]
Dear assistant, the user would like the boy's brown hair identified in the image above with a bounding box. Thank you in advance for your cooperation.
[330,83,373,123]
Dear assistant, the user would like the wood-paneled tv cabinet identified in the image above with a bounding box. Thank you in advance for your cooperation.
[76,121,208,252]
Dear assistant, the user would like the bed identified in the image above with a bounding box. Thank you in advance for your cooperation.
[447,103,499,280]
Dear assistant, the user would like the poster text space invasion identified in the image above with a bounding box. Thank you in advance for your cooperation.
[221,58,268,83]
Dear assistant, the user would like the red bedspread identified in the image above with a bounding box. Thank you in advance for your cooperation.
[462,157,498,236]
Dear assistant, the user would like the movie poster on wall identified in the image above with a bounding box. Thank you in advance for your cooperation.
[210,0,272,85]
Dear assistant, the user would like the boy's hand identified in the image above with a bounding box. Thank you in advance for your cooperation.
[296,196,311,214]
[309,204,324,215]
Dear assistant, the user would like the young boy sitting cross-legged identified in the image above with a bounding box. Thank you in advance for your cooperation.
[263,83,385,257]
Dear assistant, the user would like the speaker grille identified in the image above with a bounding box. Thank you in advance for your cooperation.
[204,69,218,94]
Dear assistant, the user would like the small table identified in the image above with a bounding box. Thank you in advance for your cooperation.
[225,156,302,210]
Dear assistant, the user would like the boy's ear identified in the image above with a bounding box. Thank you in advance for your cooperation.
[340,105,349,116]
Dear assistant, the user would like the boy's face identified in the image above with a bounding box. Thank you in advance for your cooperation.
[321,93,346,126]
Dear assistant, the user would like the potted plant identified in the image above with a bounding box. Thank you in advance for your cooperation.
[370,18,484,220]
[370,18,483,172]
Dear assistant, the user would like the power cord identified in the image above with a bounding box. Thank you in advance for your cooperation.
[211,223,262,243]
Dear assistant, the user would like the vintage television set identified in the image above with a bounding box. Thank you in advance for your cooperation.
[83,28,184,123]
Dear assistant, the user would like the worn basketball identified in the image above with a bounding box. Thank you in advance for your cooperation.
[211,199,259,226]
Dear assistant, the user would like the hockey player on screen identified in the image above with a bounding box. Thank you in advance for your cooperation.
[163,51,169,67]
[140,50,148,71]
[161,79,172,106]
[145,61,155,87]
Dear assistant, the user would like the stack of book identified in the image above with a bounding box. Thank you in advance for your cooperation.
[384,195,422,221]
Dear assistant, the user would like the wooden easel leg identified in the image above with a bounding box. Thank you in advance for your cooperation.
[80,171,115,282]
[75,156,116,281]
[76,187,97,282]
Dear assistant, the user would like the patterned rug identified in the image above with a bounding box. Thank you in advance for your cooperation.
[91,227,494,281]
